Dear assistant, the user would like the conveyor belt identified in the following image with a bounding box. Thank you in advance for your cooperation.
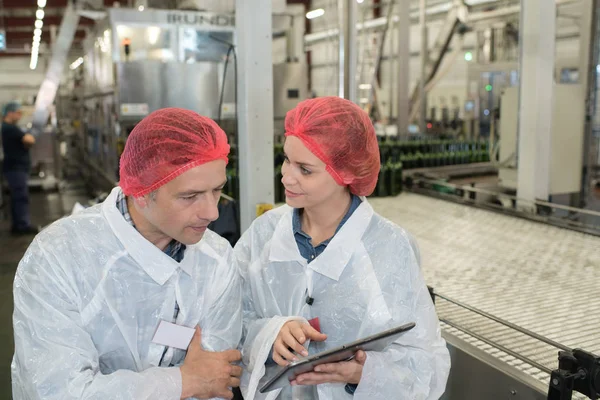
[369,193,600,398]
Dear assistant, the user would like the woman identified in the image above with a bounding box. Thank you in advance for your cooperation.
[236,97,450,400]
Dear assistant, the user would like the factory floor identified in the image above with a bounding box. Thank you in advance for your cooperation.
[369,189,600,395]
[0,185,599,399]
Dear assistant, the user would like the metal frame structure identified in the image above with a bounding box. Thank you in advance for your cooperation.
[431,287,600,400]
[404,175,600,237]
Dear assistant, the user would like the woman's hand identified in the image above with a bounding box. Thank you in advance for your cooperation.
[291,350,367,386]
[272,321,327,366]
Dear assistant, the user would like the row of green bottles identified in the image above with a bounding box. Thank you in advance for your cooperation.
[400,150,490,169]
[223,168,239,199]
[379,140,489,163]
[372,162,403,198]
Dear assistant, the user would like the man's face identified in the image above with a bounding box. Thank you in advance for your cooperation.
[135,160,227,246]
[6,110,22,124]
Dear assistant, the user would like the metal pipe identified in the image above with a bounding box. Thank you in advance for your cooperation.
[580,0,598,207]
[394,0,412,131]
[304,0,580,46]
[338,0,358,102]
[435,292,571,352]
[440,318,554,374]
[418,0,427,133]
[338,0,346,99]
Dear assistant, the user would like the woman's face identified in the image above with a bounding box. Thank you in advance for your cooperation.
[281,136,347,209]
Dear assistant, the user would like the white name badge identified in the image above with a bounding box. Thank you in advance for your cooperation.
[151,320,195,350]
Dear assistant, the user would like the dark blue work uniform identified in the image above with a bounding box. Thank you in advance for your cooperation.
[2,122,32,231]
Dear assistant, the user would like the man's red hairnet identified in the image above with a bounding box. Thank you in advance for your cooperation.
[119,108,230,197]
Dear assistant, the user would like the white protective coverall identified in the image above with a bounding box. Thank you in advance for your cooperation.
[236,200,450,400]
[11,187,242,400]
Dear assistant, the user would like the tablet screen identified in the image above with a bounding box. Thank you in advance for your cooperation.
[259,322,416,393]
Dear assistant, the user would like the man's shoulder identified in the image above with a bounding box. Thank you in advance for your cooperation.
[199,229,232,252]
[34,204,107,247]
[1,122,24,136]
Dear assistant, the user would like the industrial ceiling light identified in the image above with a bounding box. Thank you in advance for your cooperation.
[147,26,160,45]
[31,0,46,71]
[70,57,84,70]
[138,5,145,11]
[306,8,325,19]
[357,0,364,3]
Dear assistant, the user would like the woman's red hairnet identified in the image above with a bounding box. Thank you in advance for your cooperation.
[284,97,380,196]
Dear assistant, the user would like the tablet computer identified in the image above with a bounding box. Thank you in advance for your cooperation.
[258,322,416,393]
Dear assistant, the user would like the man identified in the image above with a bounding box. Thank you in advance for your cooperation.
[1,102,37,235]
[12,108,243,399]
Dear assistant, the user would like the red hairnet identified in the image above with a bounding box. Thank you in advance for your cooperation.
[284,97,380,196]
[119,108,230,197]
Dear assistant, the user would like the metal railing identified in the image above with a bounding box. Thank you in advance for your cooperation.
[405,176,600,236]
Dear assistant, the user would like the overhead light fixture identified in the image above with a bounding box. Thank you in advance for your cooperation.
[306,8,325,19]
[357,0,364,3]
[358,83,371,90]
[30,1,45,71]
[147,27,160,45]
[70,57,84,70]
[138,5,145,11]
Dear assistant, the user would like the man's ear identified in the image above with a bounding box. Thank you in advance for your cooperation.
[132,194,148,209]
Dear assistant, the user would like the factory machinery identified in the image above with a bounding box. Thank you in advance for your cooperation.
[434,289,600,400]
[29,2,597,400]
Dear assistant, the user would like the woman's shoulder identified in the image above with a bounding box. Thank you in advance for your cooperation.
[251,204,292,230]
[366,211,413,242]
[237,204,293,248]
[363,211,421,263]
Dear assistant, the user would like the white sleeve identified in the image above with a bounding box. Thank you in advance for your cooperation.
[11,239,183,400]
[353,239,450,400]
[234,230,306,400]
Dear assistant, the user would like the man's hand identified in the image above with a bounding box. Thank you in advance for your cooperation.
[22,133,35,148]
[291,350,367,386]
[180,327,242,400]
[273,321,327,366]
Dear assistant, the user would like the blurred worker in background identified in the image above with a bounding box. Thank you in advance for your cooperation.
[12,108,243,399]
[1,101,38,235]
[237,97,450,399]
